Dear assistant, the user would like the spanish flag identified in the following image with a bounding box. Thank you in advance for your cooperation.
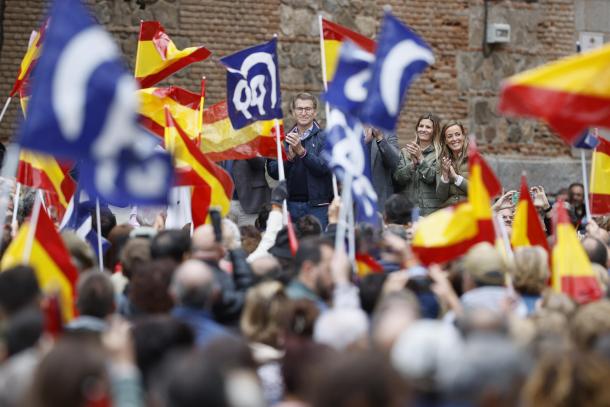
[499,43,610,144]
[135,21,211,88]
[321,18,376,84]
[590,136,610,215]
[551,201,602,304]
[511,175,550,254]
[355,253,383,278]
[17,151,76,219]
[10,25,45,97]
[137,86,201,139]
[164,109,233,226]
[1,206,78,322]
[412,146,497,265]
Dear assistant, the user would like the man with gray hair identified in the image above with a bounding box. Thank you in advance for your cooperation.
[170,259,232,346]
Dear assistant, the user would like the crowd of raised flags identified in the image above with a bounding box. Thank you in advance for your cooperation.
[0,0,608,381]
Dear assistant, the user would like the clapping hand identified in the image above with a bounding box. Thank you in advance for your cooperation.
[286,129,305,156]
[405,142,423,164]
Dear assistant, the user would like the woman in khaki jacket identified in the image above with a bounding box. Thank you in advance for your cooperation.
[393,113,443,216]
[436,120,469,207]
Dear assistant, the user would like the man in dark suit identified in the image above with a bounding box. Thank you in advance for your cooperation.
[223,158,270,226]
[365,127,401,209]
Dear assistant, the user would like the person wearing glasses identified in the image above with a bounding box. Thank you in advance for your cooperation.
[267,93,333,228]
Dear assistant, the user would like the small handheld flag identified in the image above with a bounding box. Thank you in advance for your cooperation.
[220,38,282,130]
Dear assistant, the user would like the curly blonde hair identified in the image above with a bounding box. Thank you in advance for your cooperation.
[512,246,549,295]
[240,281,288,348]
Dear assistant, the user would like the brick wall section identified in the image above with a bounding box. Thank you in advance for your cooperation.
[0,0,576,157]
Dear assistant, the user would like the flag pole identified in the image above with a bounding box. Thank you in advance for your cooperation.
[95,198,104,271]
[11,183,21,233]
[0,97,12,124]
[334,173,352,254]
[580,148,592,223]
[274,118,289,223]
[318,14,339,199]
[346,195,356,267]
[22,191,42,263]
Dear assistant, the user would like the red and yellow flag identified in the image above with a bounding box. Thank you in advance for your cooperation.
[499,43,610,144]
[412,146,497,265]
[10,24,46,97]
[590,136,610,215]
[135,21,211,88]
[321,18,376,84]
[200,101,284,161]
[511,175,550,254]
[1,207,79,322]
[551,201,602,304]
[137,86,201,139]
[355,253,383,278]
[164,109,233,226]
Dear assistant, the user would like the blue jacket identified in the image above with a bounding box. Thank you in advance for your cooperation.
[266,125,333,206]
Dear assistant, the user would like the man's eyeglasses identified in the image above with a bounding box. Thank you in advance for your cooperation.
[294,107,314,113]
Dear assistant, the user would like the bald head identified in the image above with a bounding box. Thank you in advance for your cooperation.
[170,260,215,309]
[582,237,608,268]
[191,225,224,261]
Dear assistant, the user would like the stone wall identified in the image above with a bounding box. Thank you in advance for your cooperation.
[0,0,580,165]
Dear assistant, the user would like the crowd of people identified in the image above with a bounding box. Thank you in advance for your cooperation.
[0,92,609,407]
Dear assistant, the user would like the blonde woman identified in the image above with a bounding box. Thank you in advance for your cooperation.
[393,113,443,216]
[436,120,469,206]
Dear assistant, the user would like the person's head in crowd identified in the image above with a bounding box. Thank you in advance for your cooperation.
[133,316,194,389]
[129,259,176,316]
[497,205,514,236]
[27,338,110,407]
[570,299,610,350]
[239,225,261,256]
[461,242,507,292]
[414,112,442,154]
[222,218,241,251]
[191,224,224,263]
[119,237,151,281]
[282,299,320,345]
[456,308,509,338]
[582,236,608,268]
[372,291,420,352]
[103,223,133,272]
[296,215,322,238]
[282,341,336,404]
[439,333,527,407]
[0,265,40,319]
[312,351,409,407]
[17,188,36,227]
[90,206,116,239]
[160,338,264,407]
[391,320,461,397]
[240,281,287,349]
[523,350,610,407]
[512,246,549,296]
[440,120,468,163]
[250,254,284,284]
[254,203,271,232]
[555,187,569,203]
[291,92,318,131]
[74,271,115,321]
[60,231,96,273]
[314,308,369,351]
[169,260,216,310]
[359,273,388,315]
[151,229,191,263]
[568,182,585,209]
[269,227,297,275]
[384,194,413,225]
[4,307,44,357]
[592,263,609,296]
[292,236,335,303]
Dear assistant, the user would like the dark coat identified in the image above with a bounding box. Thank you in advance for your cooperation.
[266,126,333,206]
[232,158,271,214]
[369,133,401,209]
[394,145,442,216]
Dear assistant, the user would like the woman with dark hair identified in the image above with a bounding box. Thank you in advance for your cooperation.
[436,120,469,207]
[393,113,442,216]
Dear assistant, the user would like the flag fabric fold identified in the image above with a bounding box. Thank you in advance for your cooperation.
[552,201,602,304]
[590,136,610,215]
[1,207,79,323]
[320,18,376,85]
[135,21,211,88]
[412,144,496,265]
[499,43,610,144]
[510,175,550,254]
[164,109,233,226]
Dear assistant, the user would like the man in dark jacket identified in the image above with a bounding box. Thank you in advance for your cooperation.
[267,93,333,228]
[222,158,270,226]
